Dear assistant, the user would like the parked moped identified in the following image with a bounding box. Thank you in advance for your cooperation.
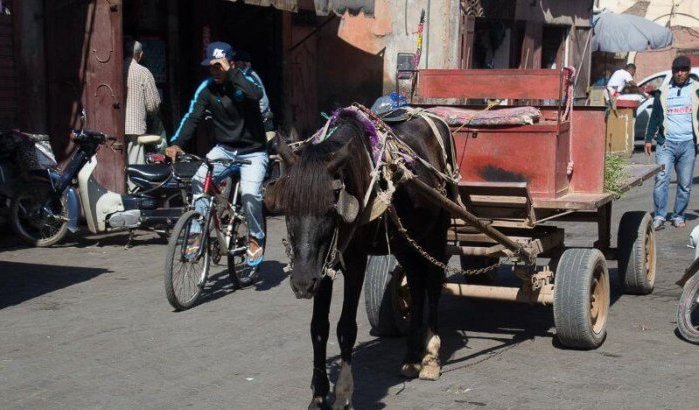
[10,125,199,247]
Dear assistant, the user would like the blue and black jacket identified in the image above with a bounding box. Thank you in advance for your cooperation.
[171,68,266,154]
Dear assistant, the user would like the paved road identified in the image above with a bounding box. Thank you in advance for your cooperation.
[1,152,698,409]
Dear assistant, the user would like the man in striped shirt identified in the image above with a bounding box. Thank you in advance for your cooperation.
[124,40,161,166]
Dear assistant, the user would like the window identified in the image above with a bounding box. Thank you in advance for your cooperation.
[640,75,666,91]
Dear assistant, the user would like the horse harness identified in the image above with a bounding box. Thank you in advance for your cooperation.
[284,103,460,280]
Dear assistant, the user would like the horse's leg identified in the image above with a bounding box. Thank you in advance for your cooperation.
[395,251,426,379]
[309,276,333,410]
[419,263,443,381]
[332,251,367,410]
[419,218,448,381]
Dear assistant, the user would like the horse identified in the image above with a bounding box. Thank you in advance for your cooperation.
[266,106,455,409]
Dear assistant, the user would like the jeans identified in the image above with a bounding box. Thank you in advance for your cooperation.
[653,139,697,222]
[190,144,268,244]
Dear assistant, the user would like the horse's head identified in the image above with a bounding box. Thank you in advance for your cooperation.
[265,128,367,299]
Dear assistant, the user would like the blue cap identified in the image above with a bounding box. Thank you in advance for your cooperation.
[201,41,235,66]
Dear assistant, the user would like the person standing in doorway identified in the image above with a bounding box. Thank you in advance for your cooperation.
[645,55,699,230]
[166,42,268,280]
[124,40,161,166]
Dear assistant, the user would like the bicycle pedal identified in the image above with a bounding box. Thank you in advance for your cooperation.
[228,246,247,257]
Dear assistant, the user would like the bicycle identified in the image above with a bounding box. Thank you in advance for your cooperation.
[164,154,257,310]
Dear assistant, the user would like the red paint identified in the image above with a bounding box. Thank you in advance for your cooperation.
[413,68,607,199]
[453,119,570,199]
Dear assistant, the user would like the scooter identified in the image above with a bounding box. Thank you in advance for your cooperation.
[10,125,200,247]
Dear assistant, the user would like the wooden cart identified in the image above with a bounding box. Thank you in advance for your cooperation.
[365,68,661,349]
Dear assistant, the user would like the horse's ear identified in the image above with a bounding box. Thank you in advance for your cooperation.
[264,177,286,215]
[327,142,351,175]
[277,135,298,166]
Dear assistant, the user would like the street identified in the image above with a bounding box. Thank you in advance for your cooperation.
[1,152,699,410]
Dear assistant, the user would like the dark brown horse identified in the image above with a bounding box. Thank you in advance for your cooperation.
[266,107,454,409]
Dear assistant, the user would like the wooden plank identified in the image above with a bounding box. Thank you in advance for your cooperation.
[532,192,612,210]
[468,195,528,206]
[415,69,563,101]
[459,181,529,197]
[617,164,661,193]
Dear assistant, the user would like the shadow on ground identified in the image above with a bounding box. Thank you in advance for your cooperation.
[177,260,290,311]
[0,261,111,309]
[316,262,630,409]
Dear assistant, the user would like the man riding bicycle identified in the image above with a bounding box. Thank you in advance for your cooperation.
[166,41,268,281]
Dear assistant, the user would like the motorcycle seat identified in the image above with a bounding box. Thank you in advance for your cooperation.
[126,164,172,182]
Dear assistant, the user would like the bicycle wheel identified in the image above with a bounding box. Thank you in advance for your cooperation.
[677,273,699,344]
[227,217,256,289]
[10,181,68,247]
[164,210,210,310]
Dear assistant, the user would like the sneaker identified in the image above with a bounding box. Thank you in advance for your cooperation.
[673,218,687,228]
[652,218,665,231]
[246,239,265,267]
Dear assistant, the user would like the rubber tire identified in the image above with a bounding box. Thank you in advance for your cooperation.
[227,219,248,289]
[617,211,656,295]
[676,272,699,345]
[553,248,610,349]
[10,182,68,247]
[365,255,410,337]
[164,210,210,310]
[459,256,498,284]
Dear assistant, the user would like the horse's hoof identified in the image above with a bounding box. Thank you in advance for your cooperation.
[418,364,441,381]
[400,363,422,379]
[308,396,329,410]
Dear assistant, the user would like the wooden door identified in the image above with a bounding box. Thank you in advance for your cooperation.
[46,0,125,193]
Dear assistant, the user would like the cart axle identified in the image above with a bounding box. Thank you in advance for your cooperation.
[443,283,554,305]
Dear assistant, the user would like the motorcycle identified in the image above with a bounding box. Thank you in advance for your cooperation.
[0,130,56,227]
[10,126,200,247]
[676,225,699,344]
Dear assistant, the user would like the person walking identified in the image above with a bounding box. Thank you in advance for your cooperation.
[166,41,267,281]
[124,40,161,166]
[644,55,699,230]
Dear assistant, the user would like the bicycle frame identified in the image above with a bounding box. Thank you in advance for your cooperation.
[187,161,243,261]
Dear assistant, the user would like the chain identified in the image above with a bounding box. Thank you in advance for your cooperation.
[387,207,501,276]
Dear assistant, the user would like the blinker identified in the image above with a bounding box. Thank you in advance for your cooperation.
[332,179,359,223]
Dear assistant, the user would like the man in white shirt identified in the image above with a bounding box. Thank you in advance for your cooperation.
[607,63,637,98]
[124,40,161,166]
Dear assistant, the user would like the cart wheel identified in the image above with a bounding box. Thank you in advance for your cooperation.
[553,248,610,349]
[460,256,498,284]
[365,255,410,337]
[617,211,656,295]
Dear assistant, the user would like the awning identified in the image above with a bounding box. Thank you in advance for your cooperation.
[314,0,374,16]
[232,0,298,12]
[227,0,375,16]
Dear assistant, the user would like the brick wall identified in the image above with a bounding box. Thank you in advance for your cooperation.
[0,0,16,130]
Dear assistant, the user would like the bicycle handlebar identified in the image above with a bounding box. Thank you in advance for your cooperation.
[178,152,251,166]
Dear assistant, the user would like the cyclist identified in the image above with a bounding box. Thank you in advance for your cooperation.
[166,41,268,280]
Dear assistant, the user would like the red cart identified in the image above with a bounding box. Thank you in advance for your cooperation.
[365,68,660,349]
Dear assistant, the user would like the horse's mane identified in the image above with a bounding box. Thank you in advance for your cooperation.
[280,115,373,216]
